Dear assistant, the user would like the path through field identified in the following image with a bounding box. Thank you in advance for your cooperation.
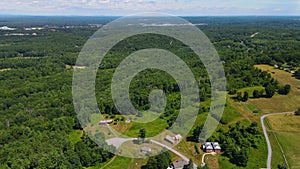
[261,112,294,169]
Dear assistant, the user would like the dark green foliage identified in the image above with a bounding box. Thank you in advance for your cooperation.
[237,92,243,101]
[142,150,171,169]
[188,125,206,143]
[295,69,300,79]
[278,84,291,95]
[253,90,260,98]
[194,144,200,154]
[243,91,249,102]
[217,122,262,167]
[139,128,146,143]
[230,148,249,167]
[265,84,276,98]
[295,108,300,116]
[277,163,288,169]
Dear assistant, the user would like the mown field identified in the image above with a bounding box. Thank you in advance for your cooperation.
[251,65,300,113]
[267,114,300,169]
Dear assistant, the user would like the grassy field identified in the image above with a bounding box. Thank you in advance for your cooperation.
[101,156,134,169]
[250,65,300,113]
[267,114,300,169]
[121,118,168,138]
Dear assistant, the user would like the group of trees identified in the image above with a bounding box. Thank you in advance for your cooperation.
[236,83,291,101]
[208,122,261,167]
[142,150,171,169]
[0,26,116,168]
[236,91,249,102]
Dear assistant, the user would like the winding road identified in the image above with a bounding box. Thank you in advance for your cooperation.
[261,112,294,169]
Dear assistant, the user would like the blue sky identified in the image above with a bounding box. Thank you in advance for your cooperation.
[0,0,300,16]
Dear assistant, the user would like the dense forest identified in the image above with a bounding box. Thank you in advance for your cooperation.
[0,16,300,168]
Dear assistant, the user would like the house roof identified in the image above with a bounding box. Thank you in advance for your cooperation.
[165,135,175,144]
[214,146,221,150]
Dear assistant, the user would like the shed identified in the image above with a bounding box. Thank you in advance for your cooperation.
[165,135,175,144]
[140,147,151,153]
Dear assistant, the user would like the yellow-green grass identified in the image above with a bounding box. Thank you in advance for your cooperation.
[245,103,260,112]
[250,65,300,113]
[267,115,300,169]
[102,156,133,169]
[174,139,203,166]
[68,130,83,144]
[84,162,107,169]
[221,101,243,124]
[121,118,168,138]
[118,141,163,158]
[237,86,265,97]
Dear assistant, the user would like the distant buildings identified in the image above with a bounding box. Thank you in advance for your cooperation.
[202,142,221,153]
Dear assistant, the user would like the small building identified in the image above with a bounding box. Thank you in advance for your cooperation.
[212,142,221,153]
[99,120,113,125]
[140,147,151,153]
[203,142,221,153]
[174,134,182,141]
[205,145,214,153]
[172,160,188,169]
[165,135,175,144]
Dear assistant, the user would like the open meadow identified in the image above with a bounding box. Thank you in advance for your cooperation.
[267,114,300,169]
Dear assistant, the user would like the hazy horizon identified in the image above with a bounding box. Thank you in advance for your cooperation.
[0,0,300,16]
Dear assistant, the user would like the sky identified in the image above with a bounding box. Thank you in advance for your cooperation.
[0,0,300,16]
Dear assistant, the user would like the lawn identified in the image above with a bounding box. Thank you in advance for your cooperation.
[101,156,133,169]
[121,117,168,138]
[267,114,300,169]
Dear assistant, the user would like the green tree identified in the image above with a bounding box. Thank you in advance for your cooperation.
[277,163,288,169]
[139,128,146,142]
[295,69,300,79]
[295,108,300,116]
[253,90,260,98]
[237,92,243,101]
[265,84,276,98]
[143,150,171,169]
[278,84,291,95]
[243,92,249,102]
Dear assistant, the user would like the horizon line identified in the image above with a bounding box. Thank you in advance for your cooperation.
[0,14,300,17]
